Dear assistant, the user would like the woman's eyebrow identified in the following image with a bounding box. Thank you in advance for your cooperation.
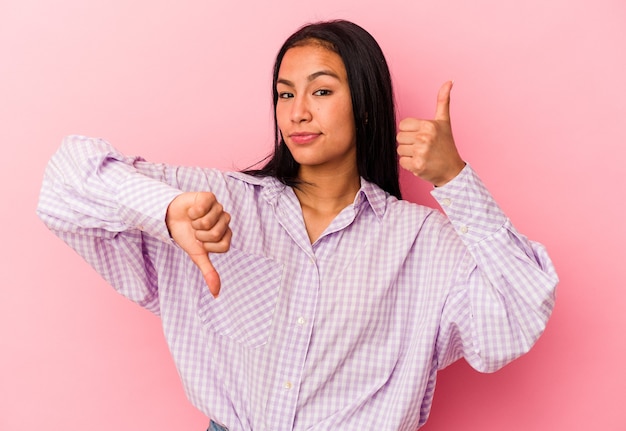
[308,70,340,81]
[277,70,341,87]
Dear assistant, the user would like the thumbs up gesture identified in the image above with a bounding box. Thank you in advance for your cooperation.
[166,192,232,298]
[397,81,465,187]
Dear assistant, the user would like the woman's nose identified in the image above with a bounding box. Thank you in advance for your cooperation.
[290,96,312,123]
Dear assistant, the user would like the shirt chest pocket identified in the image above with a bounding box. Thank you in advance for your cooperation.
[194,248,283,349]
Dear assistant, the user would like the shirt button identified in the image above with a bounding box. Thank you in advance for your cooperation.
[441,198,452,207]
[297,316,306,326]
[284,381,293,390]
[460,225,469,234]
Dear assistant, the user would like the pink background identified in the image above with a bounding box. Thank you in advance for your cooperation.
[1,0,625,429]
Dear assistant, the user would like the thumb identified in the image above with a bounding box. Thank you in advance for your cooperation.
[190,252,221,298]
[435,80,453,122]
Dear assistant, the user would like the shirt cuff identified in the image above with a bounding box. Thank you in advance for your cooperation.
[430,164,508,245]
[116,170,183,243]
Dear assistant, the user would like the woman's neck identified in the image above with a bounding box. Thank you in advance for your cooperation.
[295,165,361,213]
[294,165,361,243]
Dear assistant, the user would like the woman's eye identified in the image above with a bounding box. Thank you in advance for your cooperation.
[313,89,332,96]
[278,92,293,99]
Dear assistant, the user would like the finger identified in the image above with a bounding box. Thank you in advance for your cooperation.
[396,131,414,145]
[189,193,226,231]
[194,212,231,243]
[435,80,453,122]
[205,227,232,254]
[396,142,417,157]
[190,252,222,298]
[188,192,217,221]
[191,203,227,232]
[398,155,424,175]
[199,227,232,255]
[398,117,421,132]
[397,130,437,149]
[396,129,431,145]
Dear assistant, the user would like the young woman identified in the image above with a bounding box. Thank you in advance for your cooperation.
[38,20,557,431]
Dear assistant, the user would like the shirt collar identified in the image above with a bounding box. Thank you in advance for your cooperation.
[225,171,287,206]
[355,177,389,220]
[226,171,390,220]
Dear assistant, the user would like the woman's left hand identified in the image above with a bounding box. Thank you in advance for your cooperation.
[396,80,465,187]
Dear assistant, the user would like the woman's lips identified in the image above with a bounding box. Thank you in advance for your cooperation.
[289,132,320,145]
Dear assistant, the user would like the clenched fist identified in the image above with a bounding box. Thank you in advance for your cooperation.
[397,81,465,186]
[166,191,232,298]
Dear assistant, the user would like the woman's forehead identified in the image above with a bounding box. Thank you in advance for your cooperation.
[278,44,347,81]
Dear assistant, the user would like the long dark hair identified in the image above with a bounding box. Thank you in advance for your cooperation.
[245,20,401,199]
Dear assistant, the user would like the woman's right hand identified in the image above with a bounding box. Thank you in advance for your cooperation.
[166,192,232,298]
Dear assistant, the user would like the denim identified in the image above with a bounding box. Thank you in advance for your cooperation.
[207,420,229,431]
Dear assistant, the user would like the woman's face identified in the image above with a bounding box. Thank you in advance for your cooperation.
[275,43,357,175]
